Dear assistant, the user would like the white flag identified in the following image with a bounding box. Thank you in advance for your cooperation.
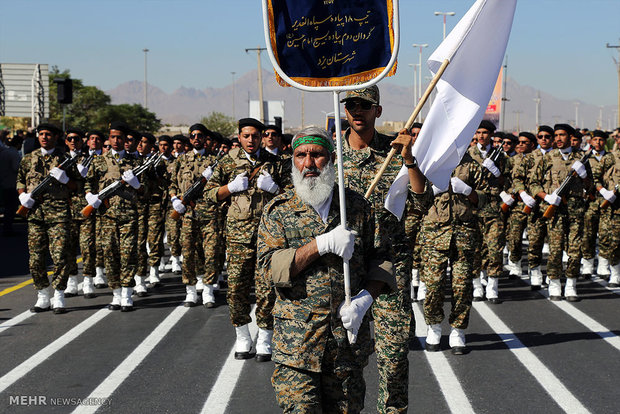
[384,0,517,219]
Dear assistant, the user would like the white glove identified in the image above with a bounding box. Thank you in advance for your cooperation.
[315,224,357,260]
[599,187,617,203]
[77,164,88,178]
[201,166,213,181]
[450,177,472,196]
[171,196,186,214]
[257,171,279,194]
[18,192,35,208]
[519,191,536,208]
[227,172,248,194]
[85,192,102,209]
[482,158,501,177]
[338,289,374,339]
[544,191,562,206]
[50,167,69,184]
[432,185,446,196]
[571,161,587,179]
[500,191,515,206]
[122,169,141,189]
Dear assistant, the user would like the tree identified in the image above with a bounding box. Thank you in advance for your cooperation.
[98,104,161,133]
[200,112,236,138]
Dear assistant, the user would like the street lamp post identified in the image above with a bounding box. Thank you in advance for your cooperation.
[574,102,580,128]
[434,11,456,40]
[412,43,428,121]
[533,92,541,130]
[408,63,417,107]
[142,48,149,109]
[231,72,236,119]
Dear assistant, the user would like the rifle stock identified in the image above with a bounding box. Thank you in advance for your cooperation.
[16,205,29,218]
[81,204,95,218]
[523,205,532,214]
[543,204,557,219]
[170,209,182,221]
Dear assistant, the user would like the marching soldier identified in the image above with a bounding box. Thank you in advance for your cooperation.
[16,123,77,314]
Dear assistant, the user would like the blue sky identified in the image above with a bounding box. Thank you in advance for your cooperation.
[1,0,619,107]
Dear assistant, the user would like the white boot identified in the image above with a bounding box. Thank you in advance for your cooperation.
[234,324,253,359]
[449,327,467,354]
[184,284,198,307]
[158,256,167,272]
[425,324,442,351]
[562,250,569,264]
[134,276,147,297]
[503,246,509,264]
[255,328,273,361]
[473,277,484,301]
[82,276,95,298]
[65,276,79,296]
[564,278,579,302]
[597,257,611,277]
[94,267,107,288]
[508,260,522,277]
[109,288,122,310]
[417,281,427,302]
[542,243,550,254]
[31,287,51,312]
[530,266,543,290]
[196,277,205,292]
[202,284,215,308]
[171,255,182,274]
[411,268,420,287]
[480,270,488,286]
[148,266,161,286]
[486,277,501,304]
[581,258,595,275]
[548,279,562,301]
[609,263,620,287]
[52,289,67,314]
[121,287,134,311]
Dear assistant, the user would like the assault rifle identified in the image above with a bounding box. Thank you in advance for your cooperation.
[601,184,619,209]
[16,153,80,217]
[542,150,592,219]
[81,152,163,218]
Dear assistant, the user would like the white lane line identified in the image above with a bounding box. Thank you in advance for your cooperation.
[412,304,475,414]
[201,305,258,414]
[473,302,590,414]
[0,309,109,394]
[72,305,190,414]
[0,310,33,335]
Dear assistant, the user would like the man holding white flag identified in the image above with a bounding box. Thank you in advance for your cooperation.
[385,0,518,220]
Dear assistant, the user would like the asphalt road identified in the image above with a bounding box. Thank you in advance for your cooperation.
[1,227,619,413]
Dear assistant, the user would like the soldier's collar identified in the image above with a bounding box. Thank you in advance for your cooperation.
[559,147,572,155]
[111,149,126,159]
[41,147,56,156]
[193,148,205,156]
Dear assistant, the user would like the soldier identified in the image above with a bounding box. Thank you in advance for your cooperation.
[262,124,287,157]
[157,135,177,273]
[206,118,285,362]
[257,127,396,413]
[172,134,186,158]
[469,120,508,304]
[17,123,76,314]
[125,130,140,156]
[85,122,142,311]
[582,130,615,278]
[163,134,187,274]
[502,134,517,156]
[530,124,592,301]
[422,152,487,354]
[339,86,431,413]
[169,123,220,307]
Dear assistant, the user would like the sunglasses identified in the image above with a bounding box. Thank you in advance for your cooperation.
[190,133,205,138]
[344,100,375,111]
[517,140,530,145]
[263,131,278,137]
[103,145,111,149]
[65,135,81,142]
[537,134,552,139]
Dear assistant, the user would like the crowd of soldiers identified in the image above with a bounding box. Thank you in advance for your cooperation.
[14,84,620,413]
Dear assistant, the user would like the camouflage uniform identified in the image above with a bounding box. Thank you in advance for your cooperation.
[257,186,396,413]
[86,151,140,289]
[206,147,284,328]
[169,150,220,286]
[530,149,592,279]
[594,150,620,265]
[421,153,487,328]
[505,152,530,265]
[16,149,74,290]
[340,130,432,414]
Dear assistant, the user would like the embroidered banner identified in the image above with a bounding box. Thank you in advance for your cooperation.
[266,0,397,87]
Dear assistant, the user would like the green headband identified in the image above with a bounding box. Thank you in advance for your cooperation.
[292,135,334,152]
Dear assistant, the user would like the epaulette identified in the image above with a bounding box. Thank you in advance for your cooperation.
[264,188,295,214]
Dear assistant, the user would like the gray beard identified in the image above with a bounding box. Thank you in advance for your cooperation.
[291,160,336,207]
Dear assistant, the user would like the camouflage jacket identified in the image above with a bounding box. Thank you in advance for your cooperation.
[588,151,615,202]
[595,149,620,213]
[257,186,395,372]
[206,147,284,243]
[504,152,530,209]
[169,150,218,219]
[68,151,96,220]
[467,144,509,217]
[16,148,77,223]
[85,150,141,220]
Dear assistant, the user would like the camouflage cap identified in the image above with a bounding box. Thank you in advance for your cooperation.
[340,85,380,105]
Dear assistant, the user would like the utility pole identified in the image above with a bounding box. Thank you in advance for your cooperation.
[408,63,417,107]
[533,91,541,130]
[598,105,603,129]
[606,42,620,127]
[513,110,523,132]
[434,11,455,40]
[231,72,236,119]
[574,102,580,128]
[500,56,509,131]
[412,44,428,119]
[143,48,149,109]
[245,47,267,123]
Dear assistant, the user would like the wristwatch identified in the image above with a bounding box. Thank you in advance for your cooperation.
[405,157,418,169]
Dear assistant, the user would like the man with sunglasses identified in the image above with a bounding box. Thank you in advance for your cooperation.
[125,130,140,157]
[340,86,431,413]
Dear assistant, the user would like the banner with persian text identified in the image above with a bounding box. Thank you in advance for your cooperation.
[266,0,396,87]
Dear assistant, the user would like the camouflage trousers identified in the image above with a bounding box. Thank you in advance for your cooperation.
[582,201,601,260]
[215,208,227,274]
[28,219,70,291]
[100,215,138,289]
[544,207,584,279]
[473,215,506,278]
[527,210,548,269]
[507,210,529,263]
[137,201,167,276]
[272,339,366,414]
[421,223,476,329]
[95,215,105,268]
[405,213,423,270]
[67,216,96,277]
[599,210,620,265]
[165,209,182,257]
[180,215,219,285]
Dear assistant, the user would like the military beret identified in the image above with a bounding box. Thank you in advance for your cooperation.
[519,132,537,144]
[36,123,61,135]
[492,131,505,139]
[211,131,223,143]
[591,130,608,139]
[231,136,240,144]
[411,122,423,129]
[126,129,140,139]
[538,125,554,135]
[172,134,188,144]
[65,127,84,137]
[159,134,173,145]
[221,138,232,147]
[87,130,105,139]
[554,123,576,136]
[141,132,156,145]
[340,85,380,105]
[109,121,129,134]
[238,118,265,132]
[189,123,212,136]
[479,120,497,133]
[264,124,282,136]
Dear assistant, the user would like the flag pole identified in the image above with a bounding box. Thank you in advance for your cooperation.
[364,58,450,199]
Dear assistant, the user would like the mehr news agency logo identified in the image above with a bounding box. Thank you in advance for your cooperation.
[9,395,111,407]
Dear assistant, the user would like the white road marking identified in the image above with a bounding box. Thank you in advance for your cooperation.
[0,310,33,335]
[0,309,109,394]
[72,305,190,414]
